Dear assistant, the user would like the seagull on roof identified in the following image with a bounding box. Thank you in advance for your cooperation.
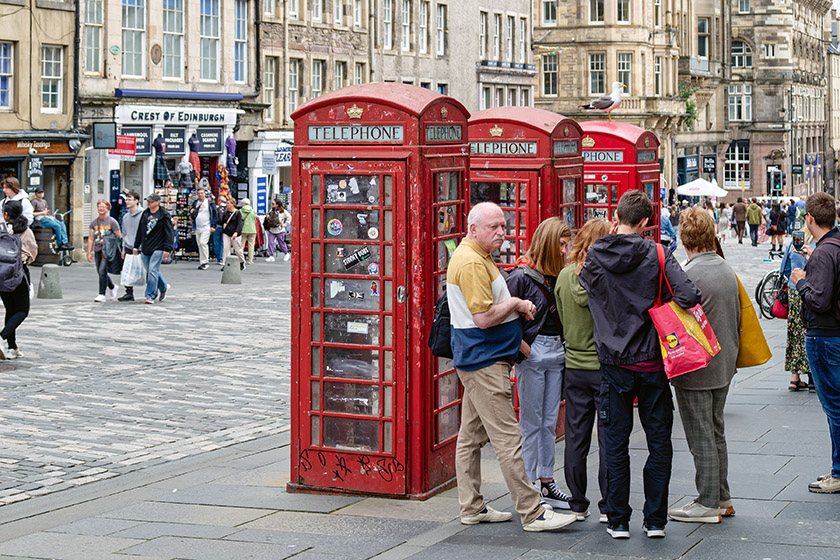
[579,82,626,121]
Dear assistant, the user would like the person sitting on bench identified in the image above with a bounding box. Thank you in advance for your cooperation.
[32,187,72,250]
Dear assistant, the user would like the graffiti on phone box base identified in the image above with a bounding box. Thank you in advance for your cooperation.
[299,449,405,483]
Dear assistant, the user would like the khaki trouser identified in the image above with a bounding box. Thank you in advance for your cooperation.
[456,361,543,526]
[241,233,257,264]
[196,229,211,265]
[222,233,245,265]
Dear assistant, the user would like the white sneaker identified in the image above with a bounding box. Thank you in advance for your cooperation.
[523,508,577,532]
[108,286,118,300]
[0,337,8,360]
[266,256,275,262]
[93,294,107,303]
[7,348,20,359]
[460,506,513,525]
[283,253,290,261]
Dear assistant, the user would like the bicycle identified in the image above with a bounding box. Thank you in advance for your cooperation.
[51,209,73,267]
[755,269,784,320]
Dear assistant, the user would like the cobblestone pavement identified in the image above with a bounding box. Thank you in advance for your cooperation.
[0,259,292,507]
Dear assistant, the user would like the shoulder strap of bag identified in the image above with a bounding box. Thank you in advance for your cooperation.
[655,244,674,305]
[519,265,563,335]
[224,210,235,228]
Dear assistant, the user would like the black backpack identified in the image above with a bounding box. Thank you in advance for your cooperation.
[0,228,23,292]
[427,291,453,359]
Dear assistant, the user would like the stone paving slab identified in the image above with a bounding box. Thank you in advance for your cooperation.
[120,535,302,560]
[101,501,272,526]
[682,539,840,560]
[109,521,241,540]
[161,483,363,513]
[0,532,142,559]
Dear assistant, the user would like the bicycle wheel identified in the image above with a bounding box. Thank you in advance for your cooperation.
[758,271,782,320]
[755,269,774,304]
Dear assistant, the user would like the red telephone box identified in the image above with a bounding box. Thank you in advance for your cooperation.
[468,107,584,266]
[288,83,470,498]
[580,121,661,239]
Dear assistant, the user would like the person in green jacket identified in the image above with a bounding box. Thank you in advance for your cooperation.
[239,198,258,265]
[746,198,763,247]
[554,218,611,524]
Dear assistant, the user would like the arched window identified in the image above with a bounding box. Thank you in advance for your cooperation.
[731,40,752,68]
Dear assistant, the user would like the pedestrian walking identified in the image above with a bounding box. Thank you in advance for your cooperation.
[87,199,122,302]
[239,198,257,265]
[554,218,611,524]
[787,199,798,235]
[767,203,786,255]
[506,217,572,511]
[133,193,174,305]
[579,190,701,539]
[221,198,245,271]
[667,208,740,524]
[447,201,576,532]
[263,198,291,262]
[118,191,143,302]
[717,202,731,244]
[212,195,226,265]
[747,198,763,246]
[190,187,217,270]
[0,200,36,360]
[790,192,840,493]
[0,177,34,226]
[31,186,72,250]
[732,197,747,244]
[780,227,815,391]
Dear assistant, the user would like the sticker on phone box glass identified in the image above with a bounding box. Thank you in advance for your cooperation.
[327,219,343,236]
[342,246,372,270]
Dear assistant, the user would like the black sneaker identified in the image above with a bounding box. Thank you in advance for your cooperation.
[198,263,209,270]
[240,262,246,271]
[643,523,666,538]
[117,293,134,302]
[539,480,572,510]
[607,522,630,539]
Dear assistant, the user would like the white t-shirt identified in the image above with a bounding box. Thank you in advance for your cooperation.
[195,199,211,231]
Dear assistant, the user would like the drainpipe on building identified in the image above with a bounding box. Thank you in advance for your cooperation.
[255,0,262,99]
[368,0,375,81]
[73,0,81,132]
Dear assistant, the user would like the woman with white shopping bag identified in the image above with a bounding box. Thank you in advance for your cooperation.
[118,191,144,302]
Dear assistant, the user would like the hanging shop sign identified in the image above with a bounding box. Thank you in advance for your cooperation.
[26,156,43,187]
[107,135,137,161]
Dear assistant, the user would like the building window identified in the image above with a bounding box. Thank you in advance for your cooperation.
[354,0,363,26]
[313,0,322,21]
[519,18,526,63]
[481,86,491,109]
[728,84,752,121]
[419,1,429,53]
[334,0,342,24]
[162,0,184,79]
[85,0,103,73]
[731,41,752,68]
[617,53,631,94]
[122,0,145,78]
[0,42,12,109]
[654,56,662,96]
[507,88,516,107]
[590,53,605,95]
[437,83,447,95]
[355,62,364,84]
[653,0,660,27]
[506,16,514,62]
[764,44,776,58]
[312,60,324,98]
[264,57,276,121]
[289,0,299,18]
[234,0,247,82]
[543,0,555,25]
[698,18,709,58]
[402,0,411,51]
[479,12,487,58]
[521,87,530,106]
[724,140,750,188]
[543,53,557,95]
[41,45,62,112]
[420,81,430,88]
[738,0,749,13]
[590,0,604,23]
[617,0,629,23]
[334,61,346,90]
[200,0,220,81]
[289,59,300,113]
[436,4,446,56]
[493,14,500,60]
[383,0,393,49]
[265,0,274,17]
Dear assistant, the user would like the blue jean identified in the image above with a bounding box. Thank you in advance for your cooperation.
[211,227,224,263]
[805,336,840,478]
[516,335,565,481]
[38,216,68,246]
[140,250,167,301]
[749,223,759,244]
[600,364,674,527]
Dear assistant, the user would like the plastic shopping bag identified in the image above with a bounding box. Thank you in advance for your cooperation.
[120,253,147,287]
[649,301,721,379]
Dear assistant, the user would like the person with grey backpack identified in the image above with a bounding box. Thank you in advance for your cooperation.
[0,200,37,359]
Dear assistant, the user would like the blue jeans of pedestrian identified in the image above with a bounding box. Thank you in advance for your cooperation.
[140,250,167,302]
[38,216,68,246]
[600,364,674,527]
[805,336,840,478]
[211,227,224,263]
[749,223,759,245]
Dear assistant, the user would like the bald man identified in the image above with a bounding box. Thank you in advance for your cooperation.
[447,202,576,532]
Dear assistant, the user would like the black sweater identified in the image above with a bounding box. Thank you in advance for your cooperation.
[797,228,840,336]
[222,209,243,236]
[135,208,175,256]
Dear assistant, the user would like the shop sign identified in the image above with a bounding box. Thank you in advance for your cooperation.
[275,144,293,168]
[685,155,699,171]
[553,141,578,156]
[582,150,624,163]
[702,155,716,173]
[262,152,276,175]
[470,141,537,155]
[107,135,137,161]
[196,127,223,155]
[256,176,268,215]
[0,140,71,156]
[308,125,405,143]
[26,157,43,187]
[115,105,239,126]
[425,125,463,142]
[163,127,186,156]
[792,164,803,175]
[120,126,151,156]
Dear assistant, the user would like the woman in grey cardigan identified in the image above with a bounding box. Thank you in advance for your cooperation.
[668,208,741,524]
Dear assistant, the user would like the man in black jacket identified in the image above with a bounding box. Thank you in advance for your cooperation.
[791,192,840,494]
[580,190,701,539]
[133,193,175,304]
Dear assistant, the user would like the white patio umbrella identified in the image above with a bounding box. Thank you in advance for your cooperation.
[676,178,728,198]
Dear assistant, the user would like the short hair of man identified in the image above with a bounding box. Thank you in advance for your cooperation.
[128,191,141,201]
[467,201,501,228]
[679,208,716,252]
[616,190,653,226]
[805,192,837,229]
[737,197,743,203]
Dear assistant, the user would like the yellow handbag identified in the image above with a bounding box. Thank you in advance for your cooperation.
[735,275,772,368]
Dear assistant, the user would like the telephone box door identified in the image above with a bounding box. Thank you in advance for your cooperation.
[296,160,408,494]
